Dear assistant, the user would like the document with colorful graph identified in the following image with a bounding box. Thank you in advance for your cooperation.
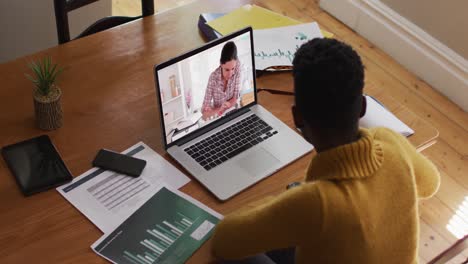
[92,185,222,264]
[253,22,324,70]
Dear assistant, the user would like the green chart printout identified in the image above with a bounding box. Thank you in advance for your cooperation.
[92,186,222,264]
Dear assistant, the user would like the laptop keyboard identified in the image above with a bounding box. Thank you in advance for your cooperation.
[184,114,278,171]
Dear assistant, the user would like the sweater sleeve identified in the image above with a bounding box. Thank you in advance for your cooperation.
[212,184,323,260]
[410,147,440,199]
[381,128,440,199]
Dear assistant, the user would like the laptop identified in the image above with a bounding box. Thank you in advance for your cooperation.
[154,27,313,201]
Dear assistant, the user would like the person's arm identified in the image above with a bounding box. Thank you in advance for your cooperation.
[221,62,241,110]
[222,96,237,110]
[212,184,323,260]
[382,128,440,199]
[202,74,216,119]
[231,62,241,106]
[410,145,440,199]
[203,106,225,120]
[205,97,235,120]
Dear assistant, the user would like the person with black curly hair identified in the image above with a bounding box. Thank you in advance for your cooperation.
[212,38,440,264]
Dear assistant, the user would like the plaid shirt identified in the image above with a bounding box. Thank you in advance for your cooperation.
[202,62,241,112]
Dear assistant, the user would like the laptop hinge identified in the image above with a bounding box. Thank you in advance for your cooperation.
[175,107,251,147]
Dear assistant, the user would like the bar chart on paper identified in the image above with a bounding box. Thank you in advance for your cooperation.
[92,187,221,264]
[129,213,215,263]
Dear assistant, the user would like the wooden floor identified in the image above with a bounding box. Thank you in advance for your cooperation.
[113,0,468,262]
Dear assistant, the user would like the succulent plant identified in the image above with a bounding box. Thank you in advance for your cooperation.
[26,56,63,96]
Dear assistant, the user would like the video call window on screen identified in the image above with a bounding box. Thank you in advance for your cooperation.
[158,33,255,144]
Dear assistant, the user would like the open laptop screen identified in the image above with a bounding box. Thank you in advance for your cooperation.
[155,29,256,147]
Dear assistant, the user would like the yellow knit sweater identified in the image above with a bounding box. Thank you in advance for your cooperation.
[212,128,440,263]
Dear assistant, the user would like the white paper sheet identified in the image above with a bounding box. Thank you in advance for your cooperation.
[57,142,190,233]
[360,95,414,136]
[254,22,324,70]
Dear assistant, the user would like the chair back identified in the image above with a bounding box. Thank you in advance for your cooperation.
[53,0,154,44]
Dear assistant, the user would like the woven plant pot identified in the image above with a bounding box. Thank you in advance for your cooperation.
[33,86,63,130]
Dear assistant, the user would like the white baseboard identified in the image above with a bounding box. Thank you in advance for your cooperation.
[319,0,468,111]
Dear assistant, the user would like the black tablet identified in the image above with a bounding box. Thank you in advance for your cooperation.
[1,135,73,196]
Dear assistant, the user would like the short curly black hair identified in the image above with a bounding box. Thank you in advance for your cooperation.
[220,41,238,64]
[293,38,364,131]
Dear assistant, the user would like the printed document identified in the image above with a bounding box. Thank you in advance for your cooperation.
[57,142,190,233]
[254,22,323,70]
[92,185,222,264]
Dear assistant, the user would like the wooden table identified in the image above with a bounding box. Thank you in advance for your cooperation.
[0,0,438,263]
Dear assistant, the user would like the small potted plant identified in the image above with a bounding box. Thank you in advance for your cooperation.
[26,56,64,130]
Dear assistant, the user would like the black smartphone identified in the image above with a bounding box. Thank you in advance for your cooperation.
[92,149,147,177]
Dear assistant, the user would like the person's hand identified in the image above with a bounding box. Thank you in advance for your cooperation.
[216,102,231,117]
[202,110,215,121]
[203,109,222,121]
[221,101,231,109]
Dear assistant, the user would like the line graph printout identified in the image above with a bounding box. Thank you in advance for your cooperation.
[92,186,222,264]
[253,22,323,70]
[57,142,190,233]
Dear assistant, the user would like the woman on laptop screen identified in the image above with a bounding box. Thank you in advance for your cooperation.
[201,41,241,120]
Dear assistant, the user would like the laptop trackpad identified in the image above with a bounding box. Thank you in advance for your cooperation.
[237,148,279,177]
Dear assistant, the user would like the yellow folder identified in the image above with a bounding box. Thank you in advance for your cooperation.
[206,4,333,38]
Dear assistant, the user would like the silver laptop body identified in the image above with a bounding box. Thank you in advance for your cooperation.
[154,27,312,201]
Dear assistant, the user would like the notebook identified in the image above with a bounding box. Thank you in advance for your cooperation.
[360,95,414,137]
[198,13,224,41]
[153,27,312,201]
[205,5,333,37]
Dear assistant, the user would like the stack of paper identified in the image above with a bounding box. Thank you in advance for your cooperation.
[57,142,223,263]
[201,4,332,70]
[57,142,191,233]
[206,4,333,37]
